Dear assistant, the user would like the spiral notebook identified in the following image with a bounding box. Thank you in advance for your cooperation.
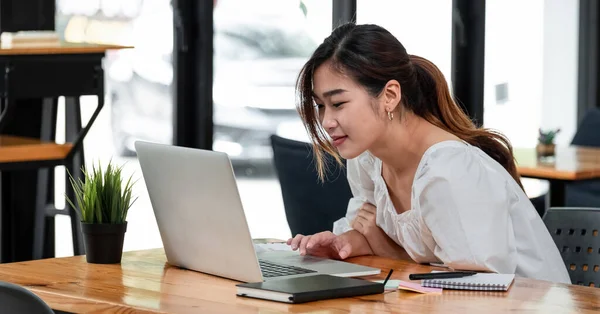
[421,271,515,291]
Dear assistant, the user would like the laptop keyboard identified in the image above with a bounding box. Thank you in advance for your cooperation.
[258,260,317,278]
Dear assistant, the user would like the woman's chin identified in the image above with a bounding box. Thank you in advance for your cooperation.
[337,147,362,160]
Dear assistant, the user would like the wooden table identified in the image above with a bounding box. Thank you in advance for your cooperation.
[0,248,599,313]
[0,41,128,55]
[0,41,131,263]
[515,146,600,207]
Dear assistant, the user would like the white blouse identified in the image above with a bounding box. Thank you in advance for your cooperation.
[333,140,571,284]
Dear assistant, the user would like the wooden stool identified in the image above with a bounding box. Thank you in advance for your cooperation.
[0,42,128,263]
[0,96,101,260]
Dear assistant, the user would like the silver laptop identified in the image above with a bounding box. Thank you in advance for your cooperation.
[135,141,380,282]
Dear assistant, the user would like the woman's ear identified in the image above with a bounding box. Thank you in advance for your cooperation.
[382,80,401,112]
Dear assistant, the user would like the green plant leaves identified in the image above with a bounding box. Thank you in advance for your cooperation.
[538,128,561,145]
[65,160,137,224]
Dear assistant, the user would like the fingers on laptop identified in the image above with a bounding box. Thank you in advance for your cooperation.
[306,231,334,248]
[289,234,305,250]
[333,238,352,260]
[299,235,312,255]
[289,231,338,256]
[302,231,336,256]
[305,234,320,250]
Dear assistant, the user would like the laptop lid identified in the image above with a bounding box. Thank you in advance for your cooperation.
[135,141,263,282]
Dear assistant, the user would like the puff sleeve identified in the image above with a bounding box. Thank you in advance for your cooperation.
[332,154,377,235]
[415,147,518,273]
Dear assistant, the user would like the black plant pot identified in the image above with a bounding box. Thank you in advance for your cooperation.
[81,222,127,264]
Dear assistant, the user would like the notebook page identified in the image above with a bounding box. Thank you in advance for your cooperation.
[422,271,515,291]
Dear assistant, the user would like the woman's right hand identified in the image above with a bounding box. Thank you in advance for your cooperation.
[286,230,373,260]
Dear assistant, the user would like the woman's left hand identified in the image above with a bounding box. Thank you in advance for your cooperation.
[351,203,378,237]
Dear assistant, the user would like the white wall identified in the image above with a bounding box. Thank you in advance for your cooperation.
[483,0,579,148]
[541,0,579,145]
[483,0,579,197]
[357,0,453,83]
[483,0,545,148]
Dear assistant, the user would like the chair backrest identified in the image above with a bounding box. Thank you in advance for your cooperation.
[0,281,54,313]
[571,108,600,147]
[543,207,600,287]
[270,135,352,236]
[566,108,600,208]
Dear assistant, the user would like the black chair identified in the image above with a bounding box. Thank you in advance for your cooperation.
[0,281,54,313]
[543,207,600,287]
[571,108,600,146]
[270,135,352,236]
[531,108,600,216]
[530,194,547,218]
[565,108,600,208]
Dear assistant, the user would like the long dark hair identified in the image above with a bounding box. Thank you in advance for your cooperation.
[296,23,523,189]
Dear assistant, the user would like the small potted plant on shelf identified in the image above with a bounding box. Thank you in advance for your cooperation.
[537,128,560,158]
[66,160,137,264]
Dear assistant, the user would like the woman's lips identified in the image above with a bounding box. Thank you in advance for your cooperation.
[332,136,347,147]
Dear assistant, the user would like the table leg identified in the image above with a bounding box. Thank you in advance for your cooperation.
[33,98,58,260]
[0,96,15,131]
[548,179,566,208]
[65,96,85,256]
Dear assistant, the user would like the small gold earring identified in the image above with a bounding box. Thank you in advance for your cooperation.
[387,111,394,121]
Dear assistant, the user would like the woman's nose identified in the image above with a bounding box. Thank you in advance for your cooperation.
[321,110,337,130]
[322,117,337,131]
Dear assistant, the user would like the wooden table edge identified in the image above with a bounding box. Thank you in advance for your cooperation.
[32,288,161,313]
[0,42,134,55]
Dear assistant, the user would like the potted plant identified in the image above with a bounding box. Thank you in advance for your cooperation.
[66,160,137,264]
[537,128,561,158]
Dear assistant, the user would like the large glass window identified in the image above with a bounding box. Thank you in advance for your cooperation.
[483,0,546,199]
[54,0,172,256]
[53,0,332,256]
[213,0,331,240]
[483,0,545,148]
[484,0,579,199]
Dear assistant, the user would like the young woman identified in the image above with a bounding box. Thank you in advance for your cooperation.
[287,23,570,284]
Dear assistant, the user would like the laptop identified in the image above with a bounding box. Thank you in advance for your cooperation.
[135,141,381,283]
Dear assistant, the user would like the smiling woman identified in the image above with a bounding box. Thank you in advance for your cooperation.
[288,22,571,285]
[297,23,521,188]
